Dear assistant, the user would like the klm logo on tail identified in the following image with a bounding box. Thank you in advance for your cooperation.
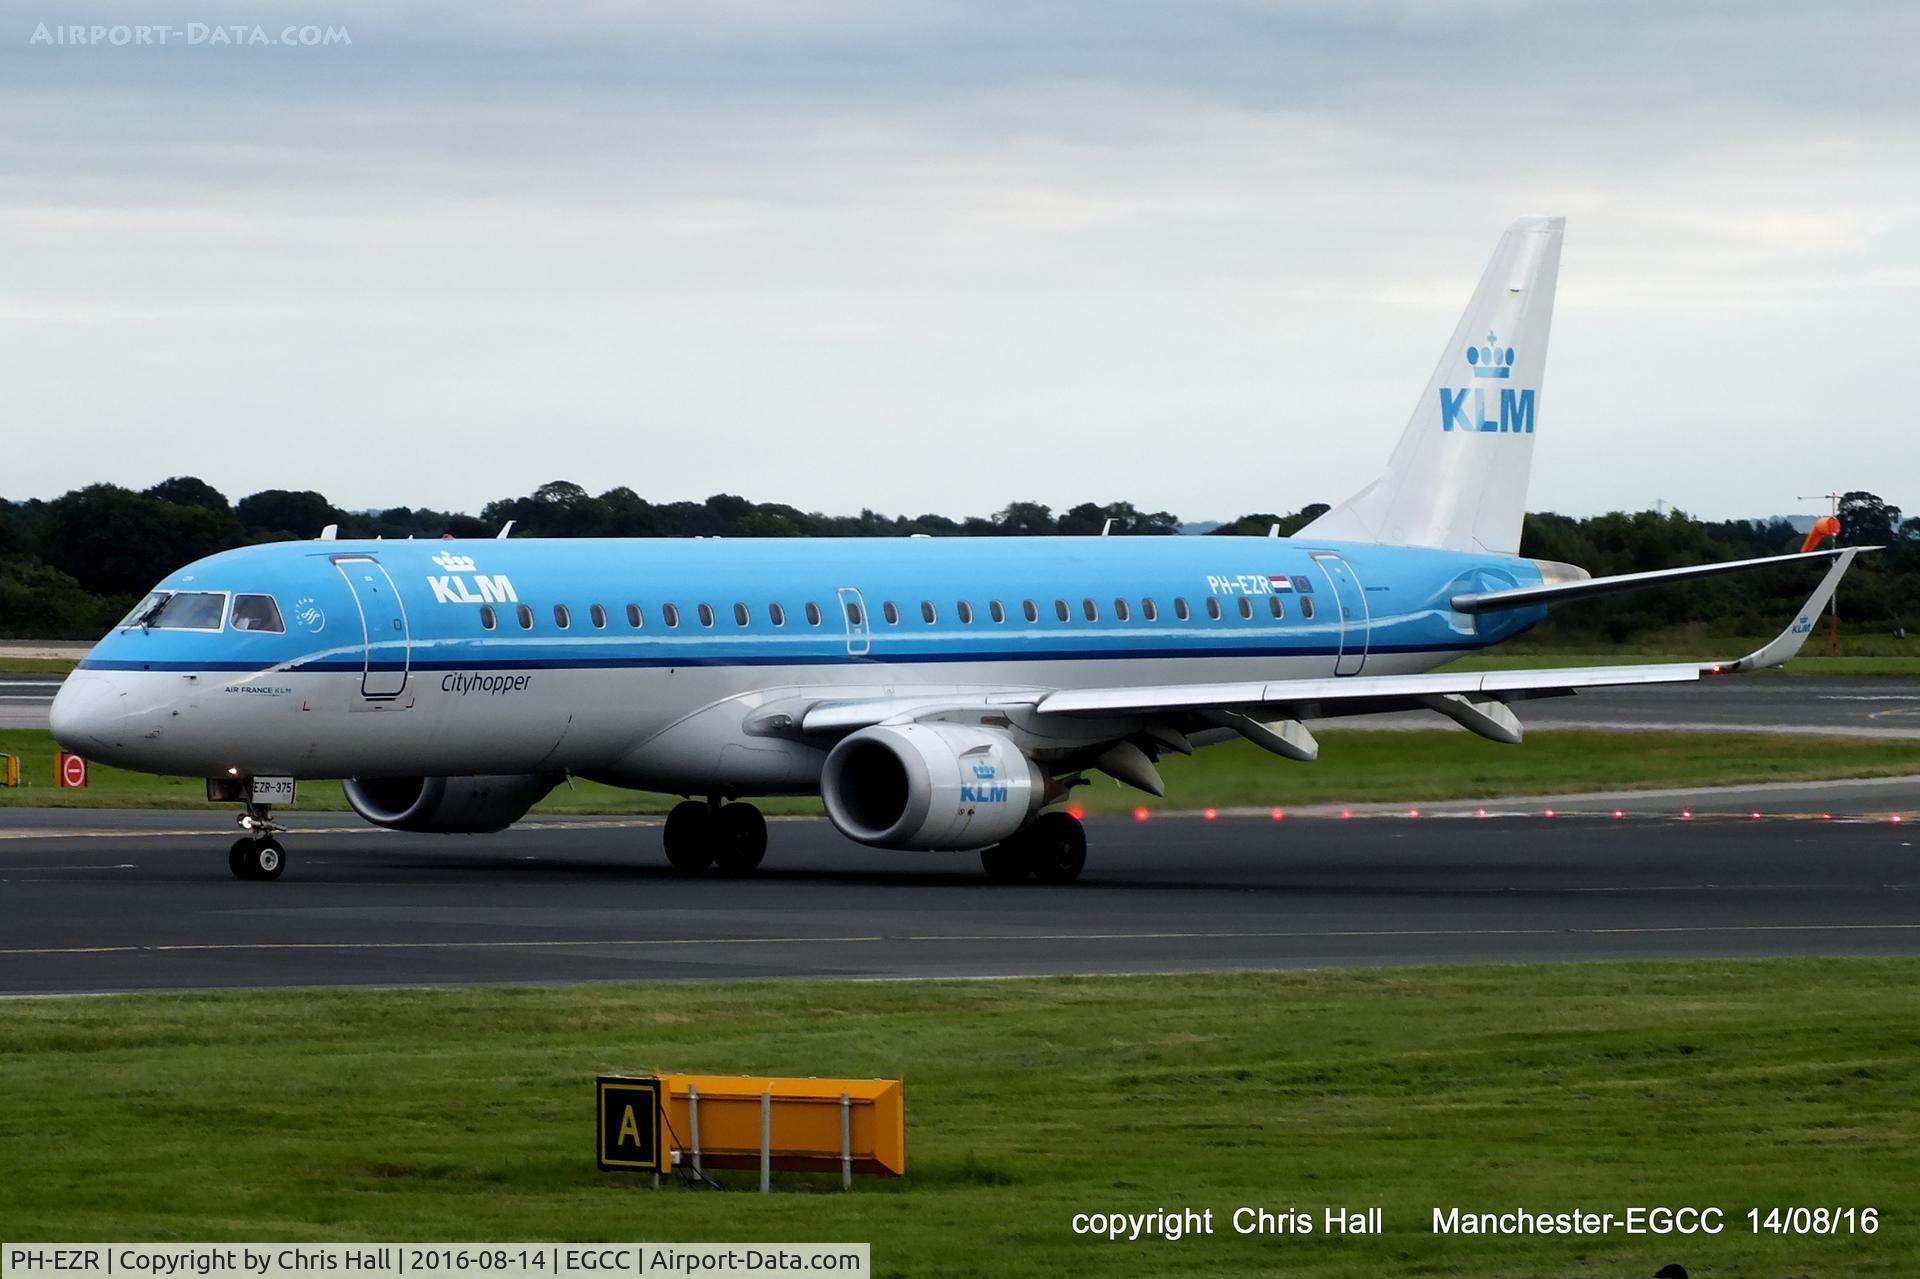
[1441,332,1534,435]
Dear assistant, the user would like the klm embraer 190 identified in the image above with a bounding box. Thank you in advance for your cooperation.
[51,218,1861,883]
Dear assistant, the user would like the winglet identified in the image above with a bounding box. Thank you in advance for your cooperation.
[1713,548,1860,674]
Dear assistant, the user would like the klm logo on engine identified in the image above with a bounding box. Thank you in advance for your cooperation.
[961,760,1009,804]
[426,551,518,606]
[1441,332,1534,434]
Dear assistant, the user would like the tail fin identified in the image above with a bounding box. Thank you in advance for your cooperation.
[1297,216,1564,554]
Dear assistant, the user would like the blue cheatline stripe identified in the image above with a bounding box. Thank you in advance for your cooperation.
[79,641,1478,676]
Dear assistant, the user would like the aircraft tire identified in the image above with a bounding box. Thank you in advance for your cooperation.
[238,837,286,881]
[228,837,255,880]
[980,841,1033,883]
[663,800,716,872]
[713,802,768,875]
[1026,812,1087,885]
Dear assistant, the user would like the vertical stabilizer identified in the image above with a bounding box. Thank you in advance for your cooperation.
[1297,216,1563,554]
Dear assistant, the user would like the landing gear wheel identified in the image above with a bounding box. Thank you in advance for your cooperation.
[663,800,715,872]
[229,836,285,881]
[980,842,1032,883]
[1025,812,1087,884]
[712,803,768,875]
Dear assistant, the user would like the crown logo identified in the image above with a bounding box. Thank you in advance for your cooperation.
[432,551,477,572]
[971,762,997,780]
[1467,331,1514,378]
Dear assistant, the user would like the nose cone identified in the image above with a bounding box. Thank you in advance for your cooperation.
[49,673,127,754]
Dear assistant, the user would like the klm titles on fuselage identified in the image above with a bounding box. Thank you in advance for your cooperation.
[424,552,517,606]
[1442,334,1534,434]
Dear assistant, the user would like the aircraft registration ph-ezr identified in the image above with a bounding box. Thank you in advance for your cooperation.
[52,217,1861,884]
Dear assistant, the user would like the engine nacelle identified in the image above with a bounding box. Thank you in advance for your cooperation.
[821,724,1045,851]
[342,774,558,834]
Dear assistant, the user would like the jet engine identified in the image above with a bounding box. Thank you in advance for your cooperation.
[342,774,559,834]
[820,724,1045,850]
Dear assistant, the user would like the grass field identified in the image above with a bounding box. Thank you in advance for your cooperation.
[6,726,1920,815]
[1,963,1916,1276]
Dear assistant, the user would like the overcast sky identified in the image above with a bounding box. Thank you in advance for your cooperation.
[4,1,1916,525]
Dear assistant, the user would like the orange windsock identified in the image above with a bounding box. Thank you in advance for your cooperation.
[1800,515,1841,552]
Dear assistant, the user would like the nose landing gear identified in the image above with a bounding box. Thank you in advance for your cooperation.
[229,803,287,880]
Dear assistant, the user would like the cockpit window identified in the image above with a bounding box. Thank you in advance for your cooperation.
[231,594,285,633]
[126,591,228,631]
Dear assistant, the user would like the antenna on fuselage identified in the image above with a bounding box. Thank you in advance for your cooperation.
[497,520,515,539]
[319,524,338,541]
[1101,518,1114,536]
[1268,524,1280,538]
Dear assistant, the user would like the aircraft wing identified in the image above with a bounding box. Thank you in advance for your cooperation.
[798,549,1857,743]
[1451,546,1863,614]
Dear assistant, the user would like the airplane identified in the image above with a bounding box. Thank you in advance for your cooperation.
[50,216,1862,884]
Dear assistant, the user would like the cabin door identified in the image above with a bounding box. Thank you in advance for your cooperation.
[332,554,411,699]
[836,586,871,657]
[1310,552,1371,676]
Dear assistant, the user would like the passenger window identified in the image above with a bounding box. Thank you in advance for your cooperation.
[1023,600,1039,623]
[1082,598,1098,622]
[1206,598,1223,620]
[957,600,974,624]
[733,603,749,626]
[590,603,607,629]
[231,594,284,633]
[698,603,716,627]
[479,605,496,631]
[805,602,823,626]
[1113,598,1130,622]
[770,603,787,627]
[845,601,863,626]
[516,604,534,629]
[1238,597,1254,620]
[1054,599,1070,622]
[1174,597,1190,621]
[663,603,681,628]
[921,601,937,624]
[1302,597,1316,619]
[1142,598,1158,622]
[627,604,644,628]
[990,600,1007,623]
[554,604,571,629]
[883,601,900,625]
[1269,596,1285,619]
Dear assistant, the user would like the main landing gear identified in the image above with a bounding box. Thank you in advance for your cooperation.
[228,803,287,881]
[980,811,1087,885]
[663,798,768,875]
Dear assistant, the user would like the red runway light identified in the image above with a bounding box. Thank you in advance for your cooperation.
[1408,807,1420,818]
[1751,811,1761,820]
[1612,809,1624,819]
[1894,814,1905,824]
[1476,807,1487,818]
[1340,808,1352,819]
[1270,807,1285,821]
[1133,806,1150,822]
[1067,804,1085,821]
[1543,808,1555,818]
[1822,812,1833,820]
[1681,809,1693,820]
[1203,807,1218,821]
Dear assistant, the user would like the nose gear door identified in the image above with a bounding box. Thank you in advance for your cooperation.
[332,555,411,699]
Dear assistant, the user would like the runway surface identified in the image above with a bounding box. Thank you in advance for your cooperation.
[3,784,1917,996]
[7,673,1919,734]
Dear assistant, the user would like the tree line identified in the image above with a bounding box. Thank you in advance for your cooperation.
[1,478,1914,645]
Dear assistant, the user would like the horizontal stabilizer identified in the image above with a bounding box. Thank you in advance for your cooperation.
[1453,547,1863,614]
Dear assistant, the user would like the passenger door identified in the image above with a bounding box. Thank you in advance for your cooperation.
[332,555,411,699]
[1310,551,1371,676]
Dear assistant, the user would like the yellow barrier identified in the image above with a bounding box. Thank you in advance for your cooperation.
[0,753,16,787]
[659,1074,905,1188]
